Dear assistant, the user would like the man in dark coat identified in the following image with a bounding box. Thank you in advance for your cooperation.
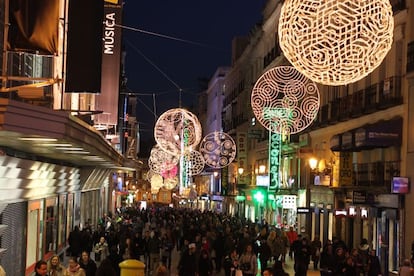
[68,226,82,257]
[178,243,197,276]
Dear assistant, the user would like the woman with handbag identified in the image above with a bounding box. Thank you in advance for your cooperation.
[238,244,257,276]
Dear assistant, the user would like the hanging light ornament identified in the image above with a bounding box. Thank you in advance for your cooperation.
[251,66,320,134]
[148,144,179,174]
[154,108,202,155]
[183,150,205,176]
[199,131,236,169]
[278,0,394,86]
[150,173,163,193]
[163,176,178,190]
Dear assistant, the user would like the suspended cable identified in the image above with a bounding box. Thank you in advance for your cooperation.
[117,24,227,52]
[136,94,158,118]
[124,39,183,92]
[152,93,157,122]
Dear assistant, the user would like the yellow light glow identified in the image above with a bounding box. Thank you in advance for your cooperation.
[259,165,266,174]
[238,167,244,175]
[18,137,57,142]
[278,0,394,85]
[309,158,318,170]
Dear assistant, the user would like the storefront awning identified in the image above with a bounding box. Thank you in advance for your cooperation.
[0,99,124,167]
[330,117,402,152]
[355,117,402,150]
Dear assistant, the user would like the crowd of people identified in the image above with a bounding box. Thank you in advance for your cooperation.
[30,206,391,276]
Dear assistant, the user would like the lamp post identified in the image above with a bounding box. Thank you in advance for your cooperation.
[306,157,318,239]
[236,167,244,217]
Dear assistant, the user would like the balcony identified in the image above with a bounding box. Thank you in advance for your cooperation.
[317,76,402,126]
[352,160,400,189]
[408,41,414,73]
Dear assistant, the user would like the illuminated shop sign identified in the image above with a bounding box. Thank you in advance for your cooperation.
[269,132,281,189]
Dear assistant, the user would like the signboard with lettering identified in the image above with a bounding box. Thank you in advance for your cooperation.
[353,191,366,204]
[95,1,123,125]
[269,132,281,190]
[237,132,247,184]
[339,152,353,186]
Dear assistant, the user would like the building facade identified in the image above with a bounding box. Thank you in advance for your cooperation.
[206,0,412,274]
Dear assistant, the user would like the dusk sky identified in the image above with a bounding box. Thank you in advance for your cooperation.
[121,1,265,139]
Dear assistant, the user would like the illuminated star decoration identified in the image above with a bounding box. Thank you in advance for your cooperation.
[199,131,236,168]
[278,0,394,85]
[251,66,320,134]
[154,108,202,155]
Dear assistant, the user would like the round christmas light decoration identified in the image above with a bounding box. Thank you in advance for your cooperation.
[251,66,320,134]
[161,165,178,179]
[199,131,236,168]
[163,176,178,190]
[148,144,179,174]
[150,173,163,193]
[278,0,394,85]
[154,108,202,155]
[183,150,205,176]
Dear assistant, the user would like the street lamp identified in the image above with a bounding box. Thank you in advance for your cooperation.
[309,158,318,171]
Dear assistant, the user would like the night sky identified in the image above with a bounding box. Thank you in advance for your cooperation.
[121,1,265,152]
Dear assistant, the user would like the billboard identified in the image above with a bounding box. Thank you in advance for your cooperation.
[94,1,123,126]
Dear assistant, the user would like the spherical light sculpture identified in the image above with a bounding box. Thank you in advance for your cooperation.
[154,108,202,155]
[183,150,205,176]
[163,176,178,190]
[199,131,236,168]
[251,66,320,134]
[148,144,179,174]
[278,0,394,85]
[150,173,163,193]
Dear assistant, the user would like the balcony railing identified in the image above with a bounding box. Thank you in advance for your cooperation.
[315,76,402,126]
[352,160,400,188]
[408,41,414,73]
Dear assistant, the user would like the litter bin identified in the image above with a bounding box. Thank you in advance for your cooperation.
[119,259,145,276]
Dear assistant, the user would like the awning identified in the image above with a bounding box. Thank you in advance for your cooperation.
[0,98,124,167]
[355,117,402,150]
[330,131,354,152]
[329,134,342,152]
[330,117,402,152]
[341,131,354,151]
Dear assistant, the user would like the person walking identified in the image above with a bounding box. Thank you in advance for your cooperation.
[68,226,82,258]
[238,244,258,276]
[178,243,197,276]
[399,259,414,276]
[294,237,311,276]
[310,235,322,270]
[257,238,272,273]
[148,230,162,274]
[367,249,382,276]
[47,255,65,276]
[64,257,85,276]
[32,260,48,276]
[94,236,109,264]
[223,248,239,276]
[79,251,97,276]
[198,249,214,276]
[286,227,298,258]
[320,243,336,276]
